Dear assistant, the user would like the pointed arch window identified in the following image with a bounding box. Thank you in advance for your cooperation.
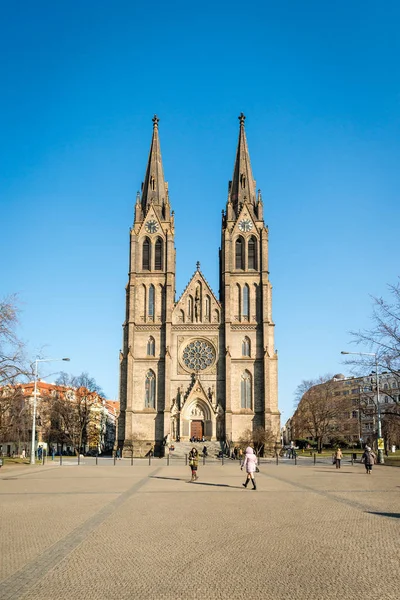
[242,336,250,357]
[142,237,151,271]
[241,371,252,409]
[145,370,156,408]
[243,284,250,320]
[248,236,257,270]
[147,336,155,356]
[155,238,163,270]
[205,295,211,321]
[148,285,155,319]
[235,237,244,270]
[188,296,193,321]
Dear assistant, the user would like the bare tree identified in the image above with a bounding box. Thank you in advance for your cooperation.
[0,295,30,386]
[293,376,349,453]
[346,280,400,394]
[238,426,277,457]
[51,372,105,454]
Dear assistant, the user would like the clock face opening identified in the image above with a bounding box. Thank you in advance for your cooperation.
[145,220,159,234]
[238,219,253,232]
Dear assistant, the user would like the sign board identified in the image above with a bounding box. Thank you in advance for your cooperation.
[377,438,384,450]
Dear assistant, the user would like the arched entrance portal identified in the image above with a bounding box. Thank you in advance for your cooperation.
[181,398,215,440]
[190,420,204,439]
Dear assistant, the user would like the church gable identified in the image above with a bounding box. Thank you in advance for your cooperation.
[135,206,166,239]
[232,204,258,237]
[173,267,221,325]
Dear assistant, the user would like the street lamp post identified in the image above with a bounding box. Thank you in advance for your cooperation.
[341,351,384,464]
[30,357,70,465]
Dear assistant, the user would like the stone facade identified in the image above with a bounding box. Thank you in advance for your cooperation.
[118,114,280,456]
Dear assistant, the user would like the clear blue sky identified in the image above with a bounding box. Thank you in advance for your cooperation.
[1,1,399,421]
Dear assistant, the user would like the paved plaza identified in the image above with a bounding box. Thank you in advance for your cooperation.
[0,458,399,600]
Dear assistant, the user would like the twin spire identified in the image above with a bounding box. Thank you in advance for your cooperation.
[139,113,258,219]
[140,115,168,214]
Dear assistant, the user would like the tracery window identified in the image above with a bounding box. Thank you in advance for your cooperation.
[242,336,250,357]
[145,370,156,408]
[182,340,215,371]
[147,336,155,356]
[142,237,151,270]
[235,237,244,270]
[243,284,250,320]
[241,371,252,409]
[248,236,257,270]
[148,285,155,318]
[155,238,163,270]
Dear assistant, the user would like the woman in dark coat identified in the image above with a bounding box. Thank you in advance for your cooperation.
[361,446,376,474]
[188,447,199,481]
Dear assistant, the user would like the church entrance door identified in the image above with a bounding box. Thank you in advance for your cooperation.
[190,420,204,440]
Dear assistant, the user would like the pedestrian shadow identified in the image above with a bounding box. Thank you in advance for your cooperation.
[149,476,185,482]
[190,481,241,489]
[368,512,400,519]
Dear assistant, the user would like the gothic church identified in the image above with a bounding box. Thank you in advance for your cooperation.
[118,114,279,455]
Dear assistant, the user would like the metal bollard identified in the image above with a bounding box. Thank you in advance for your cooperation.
[276,454,279,465]
[78,453,80,466]
[131,453,133,466]
[222,453,224,466]
[167,453,170,466]
[114,454,116,466]
[96,453,98,466]
[185,453,188,466]
[42,451,46,465]
[149,454,151,466]
[313,453,316,465]
[60,454,62,466]
[294,454,297,465]
[203,454,206,466]
[351,457,354,466]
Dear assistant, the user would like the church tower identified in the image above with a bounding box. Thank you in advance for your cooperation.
[220,114,279,442]
[118,116,175,456]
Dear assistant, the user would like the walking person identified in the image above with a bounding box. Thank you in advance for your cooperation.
[241,446,257,490]
[334,447,343,469]
[361,446,376,474]
[188,447,199,481]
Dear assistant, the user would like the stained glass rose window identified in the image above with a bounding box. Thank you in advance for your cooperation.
[182,340,215,371]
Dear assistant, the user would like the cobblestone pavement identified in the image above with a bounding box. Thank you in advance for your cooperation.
[0,460,399,600]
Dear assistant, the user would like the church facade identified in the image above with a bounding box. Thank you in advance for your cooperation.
[118,114,279,456]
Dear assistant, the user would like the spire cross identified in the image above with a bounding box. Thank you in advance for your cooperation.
[152,114,159,128]
[238,112,246,126]
[196,261,200,271]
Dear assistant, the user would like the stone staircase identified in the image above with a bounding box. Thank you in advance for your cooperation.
[168,440,224,459]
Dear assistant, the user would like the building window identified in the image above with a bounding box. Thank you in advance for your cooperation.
[352,411,358,418]
[384,396,389,403]
[154,238,163,270]
[148,285,155,318]
[188,296,193,321]
[243,285,249,320]
[242,336,250,357]
[205,295,211,321]
[235,237,244,270]
[147,336,155,356]
[248,236,257,269]
[145,370,156,408]
[142,238,151,270]
[241,371,252,409]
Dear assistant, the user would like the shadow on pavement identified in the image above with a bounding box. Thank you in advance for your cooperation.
[149,476,185,482]
[369,512,400,519]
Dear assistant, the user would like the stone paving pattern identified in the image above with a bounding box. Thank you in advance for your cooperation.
[0,460,399,600]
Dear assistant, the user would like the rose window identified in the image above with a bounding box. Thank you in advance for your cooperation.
[182,340,215,371]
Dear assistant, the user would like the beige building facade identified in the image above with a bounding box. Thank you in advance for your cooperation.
[118,114,280,456]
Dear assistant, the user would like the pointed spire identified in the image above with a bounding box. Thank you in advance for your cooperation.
[141,115,168,214]
[229,113,256,216]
